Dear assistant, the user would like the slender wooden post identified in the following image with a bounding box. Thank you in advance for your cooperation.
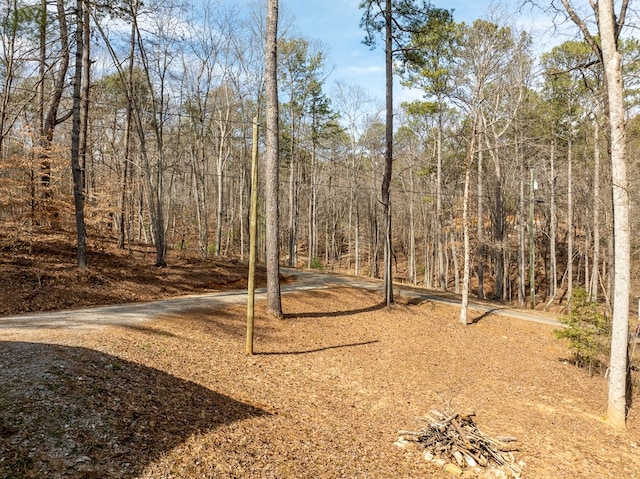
[246,116,259,355]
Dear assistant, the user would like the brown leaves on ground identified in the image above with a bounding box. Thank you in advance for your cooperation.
[0,229,265,315]
[1,230,639,478]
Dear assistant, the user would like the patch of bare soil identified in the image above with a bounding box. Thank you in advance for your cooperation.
[1,230,639,478]
[0,228,266,315]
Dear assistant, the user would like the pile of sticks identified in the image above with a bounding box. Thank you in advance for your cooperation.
[398,410,522,478]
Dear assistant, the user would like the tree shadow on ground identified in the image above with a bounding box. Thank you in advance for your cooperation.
[257,340,379,356]
[283,302,387,320]
[469,307,507,324]
[171,307,280,339]
[0,341,266,479]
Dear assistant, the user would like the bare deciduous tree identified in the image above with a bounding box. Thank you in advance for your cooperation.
[558,0,631,429]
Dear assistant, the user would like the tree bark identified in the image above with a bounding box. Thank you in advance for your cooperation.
[518,154,526,306]
[436,113,445,290]
[0,0,20,158]
[567,132,574,301]
[118,9,137,250]
[70,0,87,268]
[549,140,558,300]
[40,0,71,219]
[476,146,484,299]
[382,0,394,305]
[265,0,282,318]
[559,0,630,429]
[460,155,473,325]
[598,0,630,430]
[590,117,601,300]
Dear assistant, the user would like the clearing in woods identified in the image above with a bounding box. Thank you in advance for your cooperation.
[0,231,639,478]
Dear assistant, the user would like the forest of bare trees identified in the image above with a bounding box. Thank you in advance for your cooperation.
[1,1,640,315]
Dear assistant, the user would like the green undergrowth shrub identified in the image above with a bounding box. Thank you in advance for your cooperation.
[555,287,611,376]
[310,257,324,270]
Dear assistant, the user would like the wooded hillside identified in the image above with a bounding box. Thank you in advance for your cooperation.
[1,0,639,311]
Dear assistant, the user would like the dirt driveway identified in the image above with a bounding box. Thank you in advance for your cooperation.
[0,268,560,331]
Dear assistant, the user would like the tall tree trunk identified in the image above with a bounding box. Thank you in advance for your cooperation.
[450,215,460,293]
[567,133,574,301]
[265,0,282,317]
[369,196,379,279]
[355,204,360,276]
[590,117,601,300]
[307,142,319,268]
[288,123,296,266]
[598,0,630,430]
[79,2,90,194]
[114,0,138,249]
[215,127,230,256]
[560,0,631,429]
[476,146,484,299]
[70,0,87,268]
[80,0,90,195]
[549,140,558,300]
[518,169,526,306]
[382,0,394,305]
[493,167,505,300]
[37,0,47,191]
[436,110,445,290]
[40,0,71,220]
[529,168,536,309]
[0,0,19,158]
[460,155,473,324]
[125,14,168,267]
[408,168,416,285]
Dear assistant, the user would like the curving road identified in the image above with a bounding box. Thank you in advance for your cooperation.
[283,268,561,327]
[0,267,561,330]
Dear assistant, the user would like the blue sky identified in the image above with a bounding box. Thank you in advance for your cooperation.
[216,1,569,105]
[278,0,565,104]
[281,0,483,102]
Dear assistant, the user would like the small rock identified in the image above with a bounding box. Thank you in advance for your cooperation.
[393,438,411,449]
[424,450,434,462]
[444,463,463,477]
[75,456,91,463]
